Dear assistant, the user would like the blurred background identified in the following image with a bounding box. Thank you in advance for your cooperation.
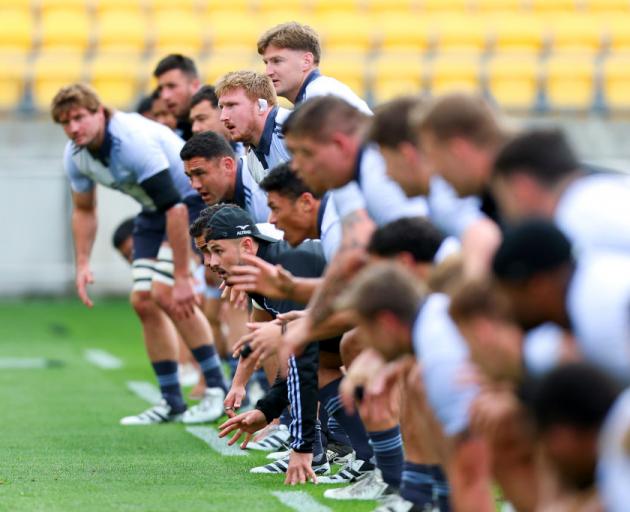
[2,0,630,298]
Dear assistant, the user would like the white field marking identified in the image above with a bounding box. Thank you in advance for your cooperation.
[0,357,52,369]
[271,491,332,512]
[126,381,161,404]
[185,426,249,457]
[84,349,123,369]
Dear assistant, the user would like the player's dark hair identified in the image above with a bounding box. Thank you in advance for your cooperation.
[189,207,214,238]
[260,163,314,200]
[523,363,621,432]
[493,129,580,185]
[136,95,154,115]
[368,96,423,149]
[367,217,445,263]
[180,131,235,161]
[112,218,135,249]
[190,84,219,109]
[153,54,198,79]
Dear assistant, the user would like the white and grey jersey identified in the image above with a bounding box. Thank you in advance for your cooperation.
[567,251,630,385]
[332,144,428,226]
[233,157,270,224]
[556,172,630,256]
[246,106,292,183]
[64,111,195,211]
[295,69,372,115]
[412,293,479,437]
[428,176,486,239]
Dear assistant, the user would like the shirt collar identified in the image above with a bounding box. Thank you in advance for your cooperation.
[254,106,279,156]
[317,192,330,238]
[233,158,245,208]
[353,144,367,185]
[87,118,112,167]
[295,69,321,105]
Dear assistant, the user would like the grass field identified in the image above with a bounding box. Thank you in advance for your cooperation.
[0,299,376,512]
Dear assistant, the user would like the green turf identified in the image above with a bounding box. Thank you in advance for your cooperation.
[0,299,376,512]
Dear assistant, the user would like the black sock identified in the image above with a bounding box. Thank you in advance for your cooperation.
[151,360,186,413]
[401,461,435,508]
[368,425,404,488]
[191,345,227,393]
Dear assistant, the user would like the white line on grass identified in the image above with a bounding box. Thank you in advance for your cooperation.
[84,349,123,369]
[126,381,161,404]
[0,357,53,369]
[272,491,332,512]
[185,426,249,457]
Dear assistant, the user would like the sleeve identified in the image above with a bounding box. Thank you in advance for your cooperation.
[428,176,485,238]
[138,169,182,212]
[255,376,290,423]
[63,144,94,193]
[321,208,342,262]
[332,181,367,220]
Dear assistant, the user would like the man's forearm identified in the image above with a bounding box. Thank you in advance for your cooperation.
[284,277,321,304]
[232,354,257,389]
[286,312,354,343]
[165,203,191,278]
[72,208,97,267]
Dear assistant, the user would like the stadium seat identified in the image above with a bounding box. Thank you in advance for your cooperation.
[429,53,481,95]
[0,9,34,55]
[601,53,630,110]
[154,9,205,55]
[317,15,374,54]
[32,52,84,110]
[199,52,258,85]
[319,52,367,97]
[606,16,630,52]
[205,0,252,17]
[88,53,141,109]
[548,14,604,54]
[421,0,471,12]
[584,0,630,13]
[366,0,417,16]
[371,52,424,104]
[530,0,579,16]
[0,53,27,109]
[209,15,263,52]
[379,16,433,53]
[544,53,596,110]
[40,9,91,53]
[490,14,547,54]
[93,0,144,15]
[474,0,524,12]
[486,53,539,111]
[96,10,148,54]
[311,0,361,16]
[1,0,31,8]
[39,0,89,13]
[257,0,308,14]
[260,10,312,29]
[432,15,489,54]
[148,0,198,13]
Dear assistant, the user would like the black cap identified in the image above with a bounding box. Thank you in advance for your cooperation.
[204,205,277,243]
[492,219,573,281]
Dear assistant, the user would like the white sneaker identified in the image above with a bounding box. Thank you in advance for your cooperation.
[250,454,331,475]
[267,449,291,461]
[326,442,356,465]
[318,458,374,484]
[181,387,225,424]
[246,424,290,451]
[323,469,395,500]
[373,494,418,512]
[179,363,200,387]
[120,400,184,426]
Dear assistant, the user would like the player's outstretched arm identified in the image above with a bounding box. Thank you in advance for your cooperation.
[71,189,97,308]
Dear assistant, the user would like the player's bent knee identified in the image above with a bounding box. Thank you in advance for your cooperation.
[130,290,160,321]
[151,281,173,315]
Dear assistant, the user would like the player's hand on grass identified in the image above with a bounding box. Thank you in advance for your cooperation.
[223,384,247,418]
[76,265,95,308]
[227,254,296,300]
[172,276,199,319]
[218,409,268,449]
[285,451,318,485]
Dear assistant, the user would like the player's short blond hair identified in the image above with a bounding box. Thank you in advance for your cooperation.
[257,22,321,65]
[51,83,102,123]
[215,71,277,106]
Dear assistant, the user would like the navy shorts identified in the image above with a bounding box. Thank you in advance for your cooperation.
[132,194,206,260]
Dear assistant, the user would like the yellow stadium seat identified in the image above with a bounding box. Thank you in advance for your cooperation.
[199,53,258,85]
[544,54,595,110]
[149,0,198,13]
[311,0,360,16]
[39,0,89,13]
[209,15,262,52]
[432,16,489,54]
[371,52,424,104]
[40,9,91,52]
[602,53,630,109]
[366,0,417,16]
[88,53,141,109]
[93,0,144,15]
[486,53,539,110]
[606,16,630,52]
[490,14,547,53]
[319,52,367,97]
[0,53,27,109]
[421,0,470,12]
[584,0,630,13]
[530,0,579,15]
[32,52,84,110]
[317,15,374,53]
[549,14,604,54]
[379,16,433,53]
[97,10,148,54]
[429,53,481,95]
[1,0,31,8]
[474,0,524,12]
[154,9,205,55]
[205,0,252,17]
[0,9,34,54]
[260,10,312,28]
[257,0,308,13]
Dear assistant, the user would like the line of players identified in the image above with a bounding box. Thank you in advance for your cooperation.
[52,20,630,512]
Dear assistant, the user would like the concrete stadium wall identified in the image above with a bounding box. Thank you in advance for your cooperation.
[0,116,629,298]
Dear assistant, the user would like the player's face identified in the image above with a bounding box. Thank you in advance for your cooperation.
[267,191,310,246]
[205,239,241,279]
[59,106,104,147]
[492,174,547,225]
[157,69,198,118]
[184,156,233,205]
[496,282,546,331]
[190,100,224,136]
[150,97,178,130]
[380,143,431,197]
[542,427,597,489]
[286,134,346,195]
[263,46,309,100]
[219,89,258,143]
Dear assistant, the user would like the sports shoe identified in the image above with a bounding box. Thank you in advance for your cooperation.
[327,442,355,465]
[266,449,291,461]
[179,362,200,387]
[181,387,225,424]
[324,469,395,500]
[246,424,290,451]
[250,454,331,475]
[120,400,184,426]
[318,459,374,484]
[374,494,426,512]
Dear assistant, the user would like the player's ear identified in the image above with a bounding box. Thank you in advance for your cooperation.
[222,156,236,175]
[303,52,314,70]
[298,192,316,212]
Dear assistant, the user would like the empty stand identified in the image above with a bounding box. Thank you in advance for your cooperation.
[32,51,84,110]
[88,53,141,109]
[486,53,539,110]
[429,53,481,95]
[371,52,424,104]
[544,53,596,110]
